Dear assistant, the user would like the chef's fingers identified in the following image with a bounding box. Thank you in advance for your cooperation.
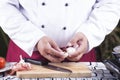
[67,47,87,61]
[37,36,62,52]
[42,52,64,62]
[67,33,88,61]
[49,38,63,52]
[39,44,62,62]
[67,39,78,48]
[67,52,84,61]
[67,44,86,61]
[47,47,67,59]
[68,41,87,57]
[48,39,68,58]
[37,36,65,62]
[67,32,83,48]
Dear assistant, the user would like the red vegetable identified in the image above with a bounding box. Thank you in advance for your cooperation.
[0,57,6,69]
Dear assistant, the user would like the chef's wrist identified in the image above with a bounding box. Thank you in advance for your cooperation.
[35,36,45,52]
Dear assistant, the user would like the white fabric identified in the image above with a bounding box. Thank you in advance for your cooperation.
[0,0,120,56]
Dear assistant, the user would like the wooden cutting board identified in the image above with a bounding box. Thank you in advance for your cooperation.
[17,62,91,78]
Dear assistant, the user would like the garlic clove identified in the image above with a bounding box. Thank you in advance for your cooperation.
[64,52,69,58]
[66,47,76,54]
[19,55,25,63]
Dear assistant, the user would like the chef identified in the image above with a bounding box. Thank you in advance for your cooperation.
[0,0,120,62]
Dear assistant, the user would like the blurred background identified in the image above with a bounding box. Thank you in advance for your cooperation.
[0,27,9,58]
[0,21,120,61]
[96,21,120,61]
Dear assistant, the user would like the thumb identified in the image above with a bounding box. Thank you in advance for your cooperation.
[49,39,62,52]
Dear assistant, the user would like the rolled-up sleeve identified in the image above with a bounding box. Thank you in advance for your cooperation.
[77,0,120,51]
[0,0,46,56]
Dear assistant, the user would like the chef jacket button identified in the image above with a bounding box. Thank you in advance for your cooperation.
[42,2,46,6]
[65,3,69,6]
[63,27,67,30]
[41,25,45,28]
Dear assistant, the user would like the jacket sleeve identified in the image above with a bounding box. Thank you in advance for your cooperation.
[77,0,120,51]
[0,0,46,56]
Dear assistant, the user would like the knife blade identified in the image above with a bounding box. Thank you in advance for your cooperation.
[24,58,72,73]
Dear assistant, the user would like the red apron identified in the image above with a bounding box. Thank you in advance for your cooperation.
[6,40,96,62]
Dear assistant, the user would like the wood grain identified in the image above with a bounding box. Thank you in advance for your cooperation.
[16,62,91,78]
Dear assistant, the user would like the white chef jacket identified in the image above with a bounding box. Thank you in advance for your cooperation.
[0,0,120,57]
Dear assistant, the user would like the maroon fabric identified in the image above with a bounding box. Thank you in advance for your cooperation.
[6,40,96,62]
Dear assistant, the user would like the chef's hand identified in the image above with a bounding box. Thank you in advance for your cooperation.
[66,32,88,61]
[37,36,67,62]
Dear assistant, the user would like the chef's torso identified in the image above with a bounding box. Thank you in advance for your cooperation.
[19,0,96,47]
